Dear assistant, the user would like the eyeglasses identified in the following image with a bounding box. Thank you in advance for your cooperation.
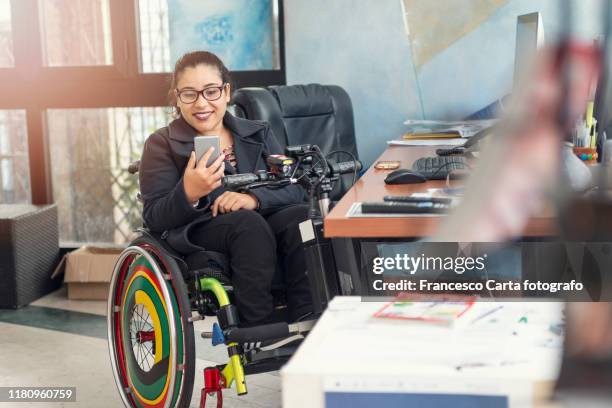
[176,83,227,104]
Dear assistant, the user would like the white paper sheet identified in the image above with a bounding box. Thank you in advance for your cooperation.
[387,138,467,146]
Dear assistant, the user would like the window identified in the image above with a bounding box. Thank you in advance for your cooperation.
[0,1,285,246]
[47,107,171,245]
[138,0,281,73]
[138,0,171,73]
[0,110,30,204]
[38,0,113,66]
[0,0,13,67]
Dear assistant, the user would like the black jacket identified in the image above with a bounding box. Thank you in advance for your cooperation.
[139,112,305,254]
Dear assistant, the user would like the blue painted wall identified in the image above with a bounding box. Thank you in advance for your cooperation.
[284,0,422,166]
[284,0,602,166]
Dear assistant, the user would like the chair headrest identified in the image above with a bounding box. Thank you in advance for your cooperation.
[269,84,333,117]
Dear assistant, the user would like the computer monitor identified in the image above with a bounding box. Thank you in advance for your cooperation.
[466,13,544,120]
[513,12,545,89]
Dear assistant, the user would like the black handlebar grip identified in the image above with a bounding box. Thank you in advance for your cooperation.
[334,160,363,176]
[222,173,261,190]
[224,322,290,344]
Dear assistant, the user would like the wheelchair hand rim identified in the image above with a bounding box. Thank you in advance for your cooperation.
[107,246,178,408]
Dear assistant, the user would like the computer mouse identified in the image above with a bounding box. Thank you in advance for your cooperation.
[384,169,427,184]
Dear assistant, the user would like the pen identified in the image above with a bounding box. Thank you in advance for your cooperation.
[583,121,590,147]
[455,360,527,371]
[470,305,504,324]
[583,121,591,148]
[576,119,588,147]
[586,101,594,129]
[573,120,578,145]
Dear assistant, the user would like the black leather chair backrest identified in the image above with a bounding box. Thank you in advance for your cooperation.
[231,84,358,199]
[231,87,288,149]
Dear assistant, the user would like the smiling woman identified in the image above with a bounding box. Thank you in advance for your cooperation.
[138,50,313,326]
[170,52,233,139]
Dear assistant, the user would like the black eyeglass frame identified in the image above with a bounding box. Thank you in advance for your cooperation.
[175,83,229,104]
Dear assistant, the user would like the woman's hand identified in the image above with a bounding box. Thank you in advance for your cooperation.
[183,148,225,203]
[212,191,259,217]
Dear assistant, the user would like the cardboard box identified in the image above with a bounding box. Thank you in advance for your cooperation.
[52,246,123,300]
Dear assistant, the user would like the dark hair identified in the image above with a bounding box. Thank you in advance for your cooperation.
[168,51,232,116]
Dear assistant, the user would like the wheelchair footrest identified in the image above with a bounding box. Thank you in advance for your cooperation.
[246,342,301,362]
[243,344,300,375]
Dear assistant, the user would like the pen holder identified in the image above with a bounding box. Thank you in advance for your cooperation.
[573,146,598,165]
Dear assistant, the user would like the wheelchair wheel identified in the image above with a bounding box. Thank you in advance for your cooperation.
[107,239,195,408]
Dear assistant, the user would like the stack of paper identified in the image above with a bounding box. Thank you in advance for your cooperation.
[388,138,466,146]
[403,119,497,138]
[387,119,496,147]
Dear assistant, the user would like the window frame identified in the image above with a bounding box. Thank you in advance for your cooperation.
[0,0,286,205]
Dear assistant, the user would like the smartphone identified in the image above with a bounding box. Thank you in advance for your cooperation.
[194,135,221,167]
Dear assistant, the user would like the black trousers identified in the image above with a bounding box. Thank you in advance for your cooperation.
[190,205,313,324]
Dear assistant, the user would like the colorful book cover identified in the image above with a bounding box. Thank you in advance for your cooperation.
[373,293,476,326]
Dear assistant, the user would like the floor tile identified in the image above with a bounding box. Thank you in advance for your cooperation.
[0,306,106,339]
[0,287,283,408]
[31,286,107,316]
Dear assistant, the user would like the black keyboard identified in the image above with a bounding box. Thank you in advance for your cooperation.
[361,201,450,214]
[412,156,468,180]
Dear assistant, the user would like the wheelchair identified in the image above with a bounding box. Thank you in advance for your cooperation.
[107,144,360,408]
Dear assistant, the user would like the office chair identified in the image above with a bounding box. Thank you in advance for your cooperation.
[231,83,359,200]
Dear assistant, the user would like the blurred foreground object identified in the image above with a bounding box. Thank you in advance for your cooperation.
[555,302,612,400]
[435,43,600,242]
[565,302,612,358]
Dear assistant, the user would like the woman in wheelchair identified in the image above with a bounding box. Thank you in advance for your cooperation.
[139,51,313,326]
[108,51,318,408]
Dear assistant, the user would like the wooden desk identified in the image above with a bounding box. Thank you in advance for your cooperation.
[323,145,560,296]
[324,145,559,238]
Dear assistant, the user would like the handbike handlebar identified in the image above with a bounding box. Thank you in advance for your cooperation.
[222,159,361,191]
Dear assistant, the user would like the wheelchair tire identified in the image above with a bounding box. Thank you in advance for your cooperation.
[107,238,195,408]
